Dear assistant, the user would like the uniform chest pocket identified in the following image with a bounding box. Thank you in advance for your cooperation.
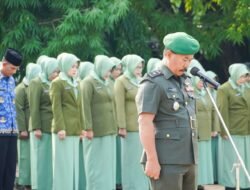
[166,92,181,100]
[164,89,183,111]
[155,130,180,140]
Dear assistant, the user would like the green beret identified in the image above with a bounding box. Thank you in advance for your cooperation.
[163,32,200,55]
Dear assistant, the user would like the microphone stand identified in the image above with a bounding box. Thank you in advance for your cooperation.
[202,81,250,190]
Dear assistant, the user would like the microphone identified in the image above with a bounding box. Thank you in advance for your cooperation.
[190,67,220,89]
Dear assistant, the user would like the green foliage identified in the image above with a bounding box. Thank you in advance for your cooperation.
[0,0,249,72]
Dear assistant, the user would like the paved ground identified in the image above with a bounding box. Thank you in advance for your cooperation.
[205,184,225,190]
[14,184,225,190]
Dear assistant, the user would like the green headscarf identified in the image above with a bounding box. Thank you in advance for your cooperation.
[206,70,218,99]
[121,54,131,73]
[187,59,207,99]
[110,57,122,68]
[91,55,115,85]
[109,57,122,81]
[78,61,94,80]
[37,55,48,80]
[57,52,80,87]
[147,58,161,73]
[36,55,48,71]
[228,63,249,94]
[123,54,144,86]
[23,63,41,85]
[39,57,59,85]
[186,59,206,77]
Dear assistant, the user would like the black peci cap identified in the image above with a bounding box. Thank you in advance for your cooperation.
[4,48,23,66]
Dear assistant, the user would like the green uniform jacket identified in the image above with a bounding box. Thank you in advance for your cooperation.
[80,75,117,137]
[245,88,250,131]
[28,77,53,133]
[217,81,250,136]
[15,82,29,132]
[196,93,220,141]
[114,75,138,132]
[136,66,198,165]
[50,77,83,136]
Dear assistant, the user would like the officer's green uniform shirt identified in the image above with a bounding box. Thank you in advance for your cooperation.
[136,64,198,165]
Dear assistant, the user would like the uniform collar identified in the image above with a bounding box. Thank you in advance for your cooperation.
[0,71,9,80]
[160,64,174,79]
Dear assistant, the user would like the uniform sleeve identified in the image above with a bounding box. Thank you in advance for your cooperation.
[15,85,26,131]
[50,81,66,132]
[80,80,93,130]
[28,80,42,130]
[216,87,229,136]
[136,80,162,115]
[114,78,126,129]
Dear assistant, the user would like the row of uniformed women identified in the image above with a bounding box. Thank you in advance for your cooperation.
[15,53,161,190]
[217,63,250,190]
[187,60,220,189]
[187,60,250,190]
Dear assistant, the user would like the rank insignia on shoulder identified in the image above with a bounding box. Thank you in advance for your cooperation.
[148,70,163,78]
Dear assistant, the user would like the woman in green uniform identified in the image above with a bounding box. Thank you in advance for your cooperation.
[188,60,219,189]
[206,70,220,184]
[50,53,83,190]
[80,55,116,190]
[114,54,150,190]
[109,56,123,189]
[217,63,250,190]
[109,57,122,85]
[78,61,94,190]
[15,63,41,190]
[28,57,59,190]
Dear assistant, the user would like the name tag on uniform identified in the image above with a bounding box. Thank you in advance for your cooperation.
[65,86,71,90]
[96,86,102,90]
[43,89,49,93]
[168,87,177,92]
[235,93,241,96]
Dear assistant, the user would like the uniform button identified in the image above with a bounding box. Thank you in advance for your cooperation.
[192,132,195,137]
[185,102,188,105]
[166,134,170,138]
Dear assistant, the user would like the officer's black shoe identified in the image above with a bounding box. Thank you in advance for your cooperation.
[116,184,122,190]
[225,187,235,190]
[197,185,204,190]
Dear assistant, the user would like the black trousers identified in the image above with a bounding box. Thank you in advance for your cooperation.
[0,136,17,190]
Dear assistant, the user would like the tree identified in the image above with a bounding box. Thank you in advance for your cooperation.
[0,0,249,81]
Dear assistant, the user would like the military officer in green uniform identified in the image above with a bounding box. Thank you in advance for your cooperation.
[136,32,200,190]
